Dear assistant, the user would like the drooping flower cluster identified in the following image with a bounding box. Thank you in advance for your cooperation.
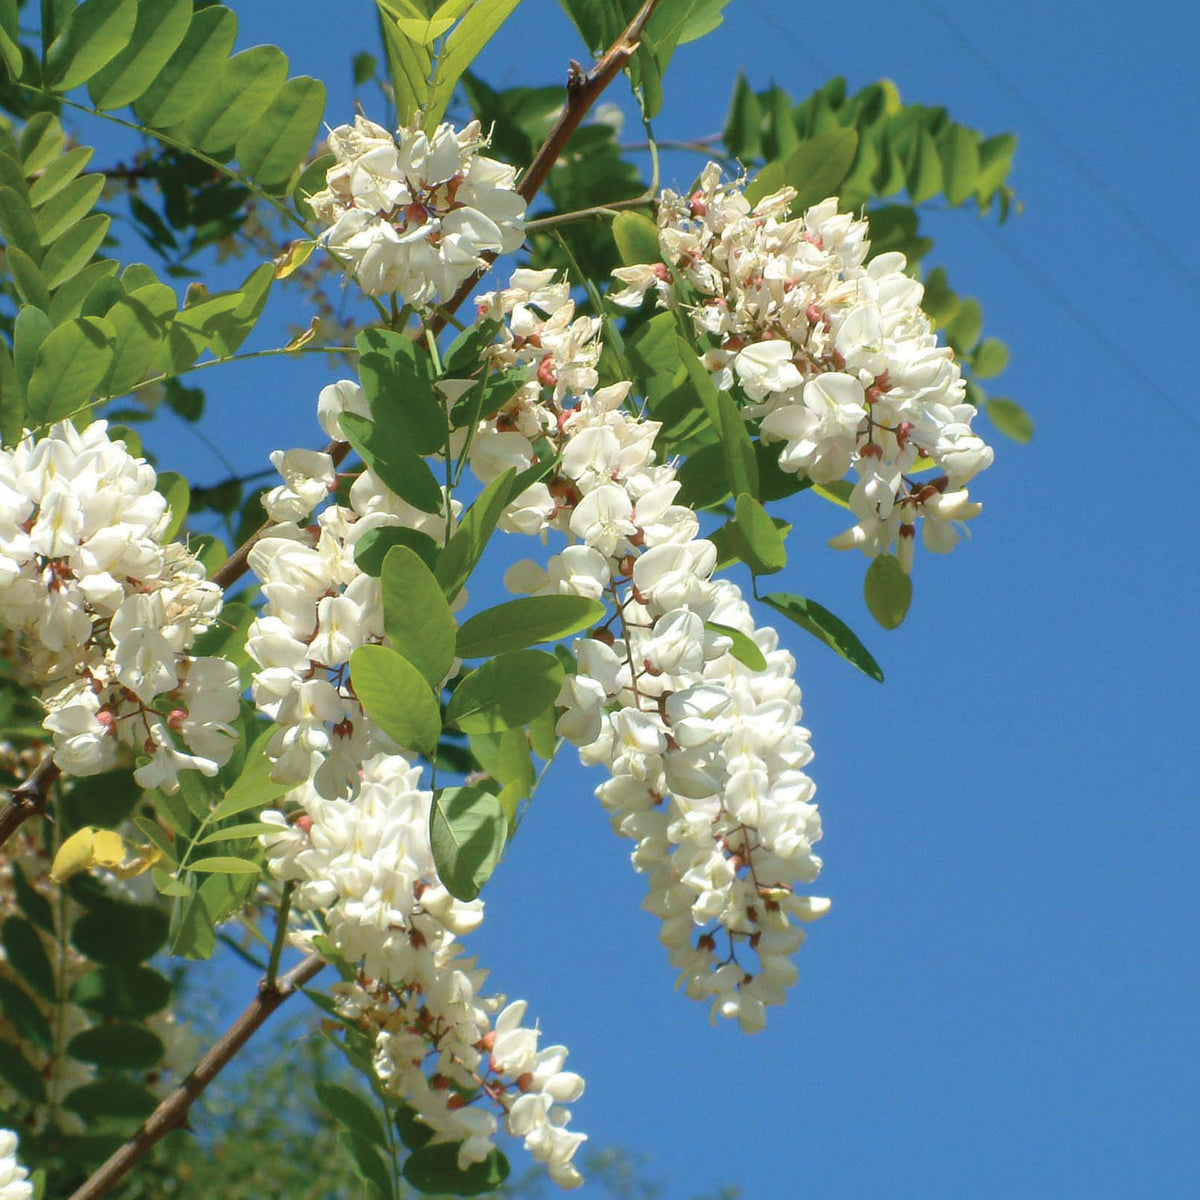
[253,383,587,1187]
[473,274,830,1031]
[261,753,586,1187]
[0,421,240,791]
[309,115,527,306]
[611,164,994,571]
[0,1130,32,1200]
[246,380,462,797]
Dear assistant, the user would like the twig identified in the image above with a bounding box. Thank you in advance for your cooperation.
[68,952,326,1200]
[0,753,60,853]
[526,195,653,232]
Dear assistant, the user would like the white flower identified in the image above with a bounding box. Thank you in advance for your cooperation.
[0,1128,33,1200]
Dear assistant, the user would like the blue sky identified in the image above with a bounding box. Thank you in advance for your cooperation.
[48,1,1200,1196]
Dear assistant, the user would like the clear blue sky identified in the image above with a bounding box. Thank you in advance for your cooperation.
[63,1,1200,1196]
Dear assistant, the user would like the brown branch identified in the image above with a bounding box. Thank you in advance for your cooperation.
[69,952,326,1200]
[0,752,60,853]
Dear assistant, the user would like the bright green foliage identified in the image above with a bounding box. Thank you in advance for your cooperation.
[429,782,507,900]
[338,410,445,514]
[704,621,767,671]
[434,466,516,601]
[729,494,788,576]
[446,649,564,734]
[381,545,457,689]
[863,554,913,630]
[456,595,606,658]
[761,592,885,682]
[350,643,442,756]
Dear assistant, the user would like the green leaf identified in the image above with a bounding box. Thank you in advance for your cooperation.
[67,1021,165,1069]
[339,410,444,515]
[731,493,787,575]
[236,75,326,192]
[0,185,42,260]
[356,327,444,456]
[350,643,441,756]
[48,257,118,324]
[33,173,104,244]
[155,469,189,541]
[761,591,883,681]
[434,466,515,601]
[723,70,762,161]
[863,554,912,629]
[210,724,291,821]
[446,649,563,734]
[132,5,238,130]
[378,7,431,126]
[25,315,114,428]
[315,1081,389,1149]
[906,126,944,204]
[612,209,660,268]
[703,621,767,671]
[64,1078,156,1120]
[13,304,53,395]
[394,1103,434,1151]
[975,132,1017,204]
[204,262,274,358]
[70,965,172,1019]
[7,246,51,310]
[41,212,109,290]
[87,0,191,109]
[971,338,1009,380]
[940,124,980,207]
[423,0,524,130]
[337,1131,392,1200]
[72,901,169,965]
[184,856,261,875]
[293,151,335,221]
[354,525,440,576]
[1,916,55,1001]
[746,128,859,211]
[181,44,288,154]
[0,0,22,78]
[678,340,758,500]
[102,292,172,396]
[0,978,52,1052]
[429,784,505,902]
[44,0,137,91]
[402,1142,510,1196]
[381,545,456,689]
[28,145,92,207]
[456,595,605,658]
[197,821,279,844]
[986,396,1033,443]
[0,1042,47,1104]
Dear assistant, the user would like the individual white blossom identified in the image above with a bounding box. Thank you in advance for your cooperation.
[0,1129,32,1200]
[309,116,526,306]
[0,421,240,792]
[610,164,994,573]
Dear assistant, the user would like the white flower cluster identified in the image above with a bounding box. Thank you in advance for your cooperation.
[262,753,586,1188]
[474,276,830,1031]
[246,380,462,796]
[0,421,239,792]
[0,1129,32,1200]
[310,115,526,306]
[611,164,994,571]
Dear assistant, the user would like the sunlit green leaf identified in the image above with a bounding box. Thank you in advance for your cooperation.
[350,644,441,756]
[863,554,912,630]
[456,595,605,658]
[429,783,506,901]
[44,0,138,92]
[446,649,563,734]
[761,591,883,681]
[381,545,456,689]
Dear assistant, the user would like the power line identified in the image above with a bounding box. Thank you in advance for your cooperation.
[914,0,1200,303]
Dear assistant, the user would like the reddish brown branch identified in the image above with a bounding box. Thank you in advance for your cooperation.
[69,952,326,1200]
[0,752,60,853]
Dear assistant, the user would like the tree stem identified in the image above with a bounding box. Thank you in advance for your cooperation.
[68,952,326,1200]
[0,753,59,853]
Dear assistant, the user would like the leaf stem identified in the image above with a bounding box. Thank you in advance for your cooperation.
[265,880,296,989]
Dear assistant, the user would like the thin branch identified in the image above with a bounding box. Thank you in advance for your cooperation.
[0,753,60,853]
[69,952,326,1200]
[526,194,653,232]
